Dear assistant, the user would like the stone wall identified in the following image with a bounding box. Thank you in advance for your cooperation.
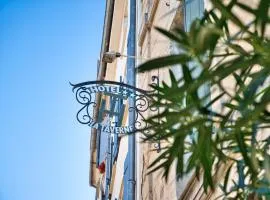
[136,1,184,200]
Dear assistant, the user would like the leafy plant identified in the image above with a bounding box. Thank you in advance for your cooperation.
[137,0,270,199]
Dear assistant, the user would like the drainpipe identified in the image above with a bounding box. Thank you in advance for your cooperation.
[105,133,112,199]
[127,0,136,200]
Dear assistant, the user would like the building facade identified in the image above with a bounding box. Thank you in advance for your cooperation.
[89,0,265,200]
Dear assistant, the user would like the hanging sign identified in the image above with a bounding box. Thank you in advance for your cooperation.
[71,80,153,134]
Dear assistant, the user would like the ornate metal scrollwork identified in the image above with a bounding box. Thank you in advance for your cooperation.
[151,75,161,153]
[129,94,150,130]
[74,86,97,124]
[71,80,154,134]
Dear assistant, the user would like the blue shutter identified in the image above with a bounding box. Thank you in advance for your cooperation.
[112,76,124,162]
[112,100,122,162]
[98,130,109,165]
[185,0,209,142]
[184,0,204,31]
[172,0,204,84]
[184,0,209,99]
[112,102,119,162]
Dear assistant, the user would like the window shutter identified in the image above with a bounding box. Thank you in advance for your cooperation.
[184,0,204,30]
[112,76,124,162]
[184,0,209,100]
[98,130,109,166]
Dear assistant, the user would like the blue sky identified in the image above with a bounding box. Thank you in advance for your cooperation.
[0,0,105,199]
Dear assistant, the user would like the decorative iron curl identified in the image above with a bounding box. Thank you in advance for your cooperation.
[127,93,152,131]
[74,86,97,124]
[71,80,156,132]
[151,75,161,152]
[149,76,159,112]
[75,87,92,105]
[76,105,90,124]
[135,94,150,112]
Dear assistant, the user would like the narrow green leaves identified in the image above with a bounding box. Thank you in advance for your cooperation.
[138,54,191,72]
[136,0,270,198]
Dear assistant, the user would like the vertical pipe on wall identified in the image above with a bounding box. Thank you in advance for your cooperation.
[127,0,136,199]
[105,133,111,199]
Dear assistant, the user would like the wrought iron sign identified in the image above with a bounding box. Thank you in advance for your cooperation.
[70,80,153,134]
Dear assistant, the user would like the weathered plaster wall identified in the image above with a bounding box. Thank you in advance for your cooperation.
[136,1,185,200]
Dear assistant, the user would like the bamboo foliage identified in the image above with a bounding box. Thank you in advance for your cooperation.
[137,0,270,198]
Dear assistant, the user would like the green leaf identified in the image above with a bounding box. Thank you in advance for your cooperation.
[205,92,225,108]
[147,160,168,175]
[235,2,255,15]
[182,64,200,104]
[196,24,223,53]
[228,43,249,55]
[148,150,169,169]
[211,0,246,31]
[138,54,191,73]
[155,27,189,51]
[256,0,270,36]
[136,0,270,197]
[223,164,234,193]
[169,69,177,87]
